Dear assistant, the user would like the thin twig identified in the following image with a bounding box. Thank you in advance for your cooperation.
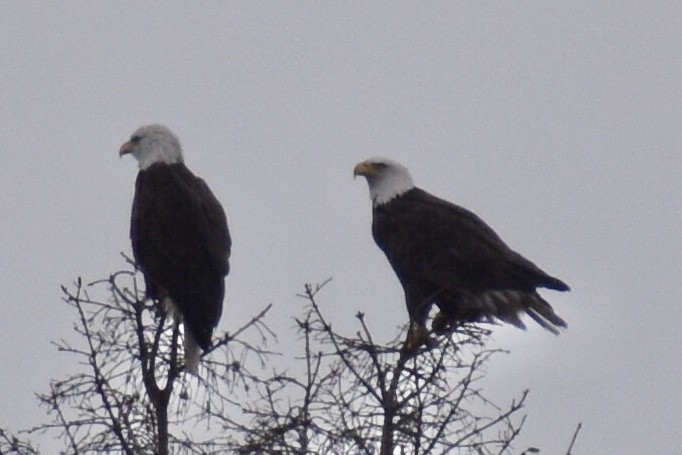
[566,422,582,454]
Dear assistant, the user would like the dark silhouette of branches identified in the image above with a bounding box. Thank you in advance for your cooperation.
[0,428,39,455]
[236,280,543,455]
[1,269,580,454]
[20,262,273,455]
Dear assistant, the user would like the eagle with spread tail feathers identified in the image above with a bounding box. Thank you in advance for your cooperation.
[120,125,231,372]
[354,158,568,352]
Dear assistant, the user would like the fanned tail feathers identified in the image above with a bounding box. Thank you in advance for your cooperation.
[468,289,567,335]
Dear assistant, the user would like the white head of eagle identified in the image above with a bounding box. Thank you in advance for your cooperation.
[354,157,415,206]
[119,124,184,170]
[354,157,569,354]
[120,124,231,373]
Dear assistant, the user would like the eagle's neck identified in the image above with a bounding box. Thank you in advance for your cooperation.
[371,173,414,207]
[137,148,183,170]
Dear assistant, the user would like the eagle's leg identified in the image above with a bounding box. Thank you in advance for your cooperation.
[161,296,182,320]
[403,322,432,354]
[403,322,439,355]
[403,292,441,354]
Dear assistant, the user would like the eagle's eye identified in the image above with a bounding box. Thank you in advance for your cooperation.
[130,135,142,143]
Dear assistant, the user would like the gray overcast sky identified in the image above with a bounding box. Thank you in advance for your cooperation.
[1,2,680,453]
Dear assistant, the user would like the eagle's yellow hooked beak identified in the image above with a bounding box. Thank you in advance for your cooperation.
[353,161,377,178]
[119,140,135,157]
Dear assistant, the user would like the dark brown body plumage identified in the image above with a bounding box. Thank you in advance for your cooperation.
[372,187,568,335]
[131,162,230,351]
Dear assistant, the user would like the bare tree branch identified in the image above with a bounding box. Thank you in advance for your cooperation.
[565,422,582,455]
[2,270,574,454]
[238,280,535,454]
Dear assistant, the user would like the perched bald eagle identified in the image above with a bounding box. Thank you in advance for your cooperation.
[354,158,568,352]
[120,125,231,372]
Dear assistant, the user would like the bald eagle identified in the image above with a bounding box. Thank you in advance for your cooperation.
[120,125,231,372]
[354,158,568,352]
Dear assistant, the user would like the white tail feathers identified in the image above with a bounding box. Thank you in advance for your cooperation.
[163,297,203,373]
[183,328,202,374]
[525,296,568,334]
